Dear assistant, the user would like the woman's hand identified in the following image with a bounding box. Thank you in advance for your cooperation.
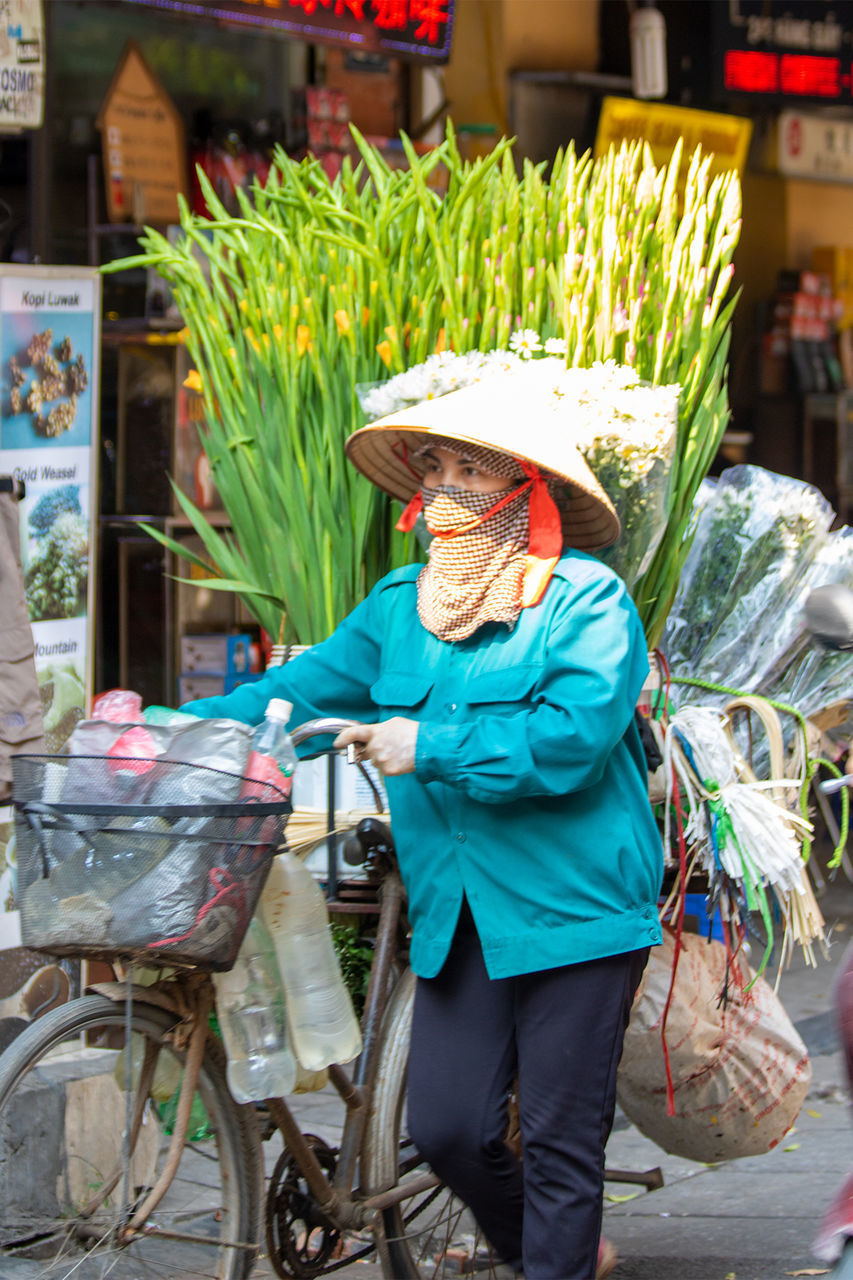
[334,718,419,776]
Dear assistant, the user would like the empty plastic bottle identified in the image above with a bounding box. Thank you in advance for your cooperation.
[212,914,296,1102]
[244,699,297,799]
[260,851,362,1073]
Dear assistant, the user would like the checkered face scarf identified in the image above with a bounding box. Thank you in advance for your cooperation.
[416,441,531,643]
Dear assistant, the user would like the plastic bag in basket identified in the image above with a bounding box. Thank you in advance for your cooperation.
[14,753,289,970]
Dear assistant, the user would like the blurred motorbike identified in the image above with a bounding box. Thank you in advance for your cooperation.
[807,585,853,1279]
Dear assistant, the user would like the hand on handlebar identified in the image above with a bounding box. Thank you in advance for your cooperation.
[334,718,418,776]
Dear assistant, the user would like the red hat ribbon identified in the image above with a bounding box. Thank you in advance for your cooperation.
[518,459,562,607]
[396,491,424,532]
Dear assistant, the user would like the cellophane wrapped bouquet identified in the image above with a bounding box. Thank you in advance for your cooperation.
[359,347,680,589]
[663,464,853,734]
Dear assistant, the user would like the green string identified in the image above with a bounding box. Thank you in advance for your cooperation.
[813,756,850,871]
[705,785,774,982]
[670,674,837,864]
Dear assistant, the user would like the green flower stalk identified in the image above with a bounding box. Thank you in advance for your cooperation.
[104,126,740,648]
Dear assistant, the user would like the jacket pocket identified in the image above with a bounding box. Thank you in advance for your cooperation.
[465,663,539,709]
[369,672,434,712]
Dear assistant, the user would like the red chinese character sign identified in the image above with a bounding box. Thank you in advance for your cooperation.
[121,0,454,62]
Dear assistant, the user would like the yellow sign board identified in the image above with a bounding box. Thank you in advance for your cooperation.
[594,97,752,176]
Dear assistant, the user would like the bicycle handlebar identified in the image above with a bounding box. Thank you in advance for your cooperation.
[290,718,366,748]
[290,719,385,813]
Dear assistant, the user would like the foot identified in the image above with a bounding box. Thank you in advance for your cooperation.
[595,1236,619,1279]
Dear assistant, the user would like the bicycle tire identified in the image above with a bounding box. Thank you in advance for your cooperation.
[362,969,500,1280]
[0,992,262,1280]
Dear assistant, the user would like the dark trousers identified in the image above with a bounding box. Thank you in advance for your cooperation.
[407,904,648,1280]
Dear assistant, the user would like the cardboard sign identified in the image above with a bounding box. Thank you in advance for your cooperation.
[0,0,44,132]
[95,41,187,224]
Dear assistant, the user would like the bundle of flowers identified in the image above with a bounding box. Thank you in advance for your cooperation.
[661,705,822,972]
[104,128,740,646]
[663,466,835,696]
[360,348,680,589]
[662,466,853,876]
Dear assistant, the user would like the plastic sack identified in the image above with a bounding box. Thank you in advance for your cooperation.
[616,929,811,1162]
[663,465,834,695]
[64,717,252,806]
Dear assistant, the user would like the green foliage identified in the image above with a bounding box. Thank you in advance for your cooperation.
[104,127,741,646]
[330,918,374,1019]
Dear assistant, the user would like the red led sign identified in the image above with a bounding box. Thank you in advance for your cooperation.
[724,49,846,99]
[121,0,454,61]
[780,54,841,97]
[724,50,779,94]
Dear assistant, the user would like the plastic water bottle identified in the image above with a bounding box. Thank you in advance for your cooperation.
[260,851,363,1073]
[212,914,296,1101]
[244,699,297,799]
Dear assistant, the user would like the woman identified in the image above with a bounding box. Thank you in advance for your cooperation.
[184,372,663,1279]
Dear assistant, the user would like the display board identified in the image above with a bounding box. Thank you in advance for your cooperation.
[0,266,101,758]
[712,1,853,105]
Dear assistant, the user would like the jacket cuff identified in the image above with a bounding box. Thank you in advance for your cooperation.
[414,721,463,785]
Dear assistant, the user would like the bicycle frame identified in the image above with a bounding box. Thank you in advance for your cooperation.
[89,717,437,1251]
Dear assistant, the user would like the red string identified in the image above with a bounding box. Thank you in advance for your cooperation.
[661,758,689,1117]
[424,479,533,537]
[147,868,248,951]
[391,439,426,482]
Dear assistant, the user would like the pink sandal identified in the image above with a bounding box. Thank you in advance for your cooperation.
[595,1236,619,1279]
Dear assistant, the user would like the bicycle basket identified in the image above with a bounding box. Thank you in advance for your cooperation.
[12,754,292,971]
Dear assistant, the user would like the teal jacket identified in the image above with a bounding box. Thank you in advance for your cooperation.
[183,550,663,979]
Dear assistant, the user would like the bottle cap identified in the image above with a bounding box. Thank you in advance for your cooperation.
[266,698,293,723]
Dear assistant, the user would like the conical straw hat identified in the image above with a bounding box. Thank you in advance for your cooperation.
[346,365,621,551]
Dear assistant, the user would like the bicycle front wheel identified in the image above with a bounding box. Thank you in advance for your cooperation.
[0,992,261,1279]
[362,968,503,1280]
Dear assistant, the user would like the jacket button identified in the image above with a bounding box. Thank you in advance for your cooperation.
[456,832,467,843]
[447,703,457,714]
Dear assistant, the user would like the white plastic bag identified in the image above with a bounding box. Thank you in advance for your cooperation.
[616,929,811,1162]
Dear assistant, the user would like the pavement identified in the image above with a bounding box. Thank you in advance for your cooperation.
[256,855,853,1280]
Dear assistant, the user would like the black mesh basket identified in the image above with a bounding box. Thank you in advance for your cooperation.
[12,754,292,971]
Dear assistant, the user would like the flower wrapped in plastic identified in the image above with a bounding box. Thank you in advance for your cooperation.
[663,466,834,696]
[756,529,853,708]
[358,343,680,589]
[563,363,679,587]
[757,531,853,747]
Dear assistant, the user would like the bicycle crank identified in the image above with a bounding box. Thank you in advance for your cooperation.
[265,1133,347,1278]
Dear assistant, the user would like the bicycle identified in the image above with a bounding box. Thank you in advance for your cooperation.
[0,718,512,1280]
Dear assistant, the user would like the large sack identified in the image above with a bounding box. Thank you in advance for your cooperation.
[616,928,811,1162]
